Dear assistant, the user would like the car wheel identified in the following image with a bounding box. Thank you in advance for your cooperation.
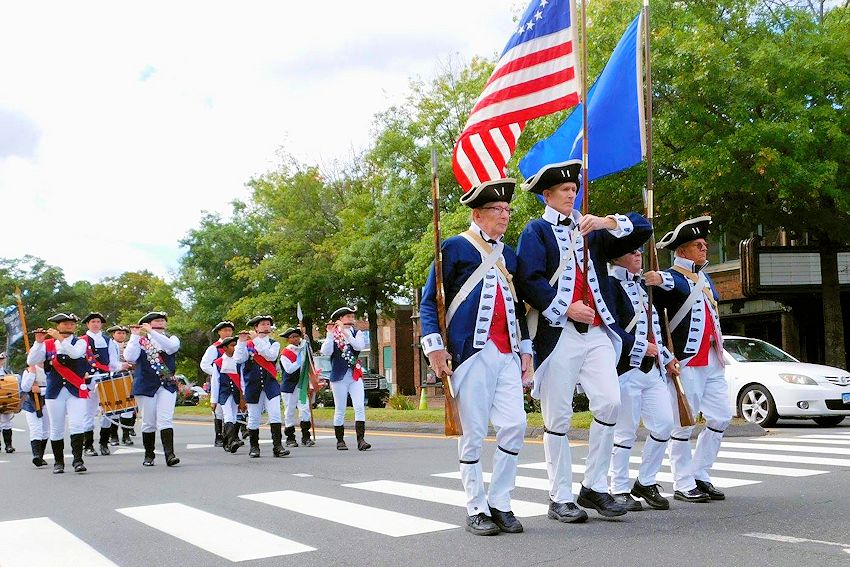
[738,385,779,427]
[812,416,846,427]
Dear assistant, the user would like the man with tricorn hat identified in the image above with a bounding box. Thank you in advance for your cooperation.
[652,216,731,503]
[420,178,534,536]
[27,313,91,473]
[515,160,651,521]
[79,311,127,456]
[210,335,246,453]
[235,315,288,458]
[280,327,316,448]
[200,320,237,447]
[320,306,372,452]
[124,311,181,467]
[106,324,136,446]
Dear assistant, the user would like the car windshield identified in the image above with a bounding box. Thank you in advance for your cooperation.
[314,356,331,372]
[724,338,797,363]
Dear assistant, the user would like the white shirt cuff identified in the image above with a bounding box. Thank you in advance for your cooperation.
[659,271,675,291]
[606,214,634,238]
[420,333,445,356]
[520,339,533,356]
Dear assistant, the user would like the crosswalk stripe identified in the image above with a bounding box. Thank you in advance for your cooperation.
[625,456,827,477]
[432,471,581,496]
[187,443,215,449]
[722,442,850,455]
[0,517,120,567]
[240,490,457,537]
[116,502,314,561]
[716,450,850,468]
[343,480,549,518]
[568,463,758,488]
[753,437,850,446]
[799,434,850,440]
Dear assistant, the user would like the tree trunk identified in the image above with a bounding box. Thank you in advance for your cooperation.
[303,316,314,347]
[820,240,846,369]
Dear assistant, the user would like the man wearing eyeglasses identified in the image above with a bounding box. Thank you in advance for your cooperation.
[420,178,534,536]
[652,216,731,503]
[515,160,651,522]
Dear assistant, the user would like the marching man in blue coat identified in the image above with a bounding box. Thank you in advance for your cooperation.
[653,216,731,503]
[28,313,90,473]
[19,364,50,467]
[124,311,181,467]
[280,327,315,448]
[236,315,288,458]
[607,247,678,511]
[320,307,371,452]
[516,160,651,521]
[200,321,236,447]
[210,335,247,453]
[420,178,534,536]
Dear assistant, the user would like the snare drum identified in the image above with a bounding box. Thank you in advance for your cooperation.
[0,375,22,414]
[96,371,136,417]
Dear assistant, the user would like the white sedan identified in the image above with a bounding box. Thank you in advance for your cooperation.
[723,335,850,427]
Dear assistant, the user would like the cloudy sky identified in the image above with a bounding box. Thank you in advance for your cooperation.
[1,0,521,283]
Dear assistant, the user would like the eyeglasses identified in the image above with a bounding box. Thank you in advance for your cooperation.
[688,242,709,250]
[481,206,513,215]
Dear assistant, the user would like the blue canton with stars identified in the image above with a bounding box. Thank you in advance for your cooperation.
[501,0,574,58]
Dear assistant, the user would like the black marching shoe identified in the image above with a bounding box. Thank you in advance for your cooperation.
[121,418,134,445]
[161,428,180,466]
[31,440,48,467]
[70,433,87,473]
[631,480,670,510]
[612,493,643,512]
[240,423,250,440]
[576,485,627,517]
[109,423,120,446]
[335,425,348,450]
[142,431,156,466]
[355,420,371,451]
[249,428,261,458]
[271,423,289,457]
[214,418,224,448]
[99,427,111,455]
[51,439,65,474]
[489,507,523,533]
[83,430,98,457]
[547,499,589,523]
[673,487,710,503]
[466,513,500,536]
[300,421,315,447]
[284,425,298,447]
[695,480,725,501]
[3,428,15,453]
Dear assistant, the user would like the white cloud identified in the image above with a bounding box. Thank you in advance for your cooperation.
[0,0,521,283]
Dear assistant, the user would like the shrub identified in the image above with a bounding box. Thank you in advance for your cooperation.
[387,393,415,410]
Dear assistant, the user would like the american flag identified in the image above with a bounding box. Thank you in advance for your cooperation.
[452,0,580,191]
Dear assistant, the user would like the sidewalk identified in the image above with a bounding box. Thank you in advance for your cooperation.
[176,413,765,440]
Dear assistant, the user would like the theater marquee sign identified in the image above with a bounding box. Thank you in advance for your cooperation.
[740,238,850,297]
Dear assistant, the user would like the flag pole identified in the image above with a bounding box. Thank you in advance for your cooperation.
[641,0,694,428]
[579,0,591,296]
[14,287,42,417]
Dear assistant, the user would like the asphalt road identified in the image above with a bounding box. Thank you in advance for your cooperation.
[1,415,849,567]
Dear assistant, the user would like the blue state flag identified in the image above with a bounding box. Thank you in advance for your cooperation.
[519,12,645,204]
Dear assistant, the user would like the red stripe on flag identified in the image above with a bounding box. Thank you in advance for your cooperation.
[471,94,579,135]
[487,41,575,85]
[471,67,577,118]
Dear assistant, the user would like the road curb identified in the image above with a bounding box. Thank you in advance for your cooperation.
[176,414,765,439]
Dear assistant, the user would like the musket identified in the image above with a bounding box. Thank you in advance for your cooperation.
[431,148,462,437]
[14,287,42,418]
[641,1,694,427]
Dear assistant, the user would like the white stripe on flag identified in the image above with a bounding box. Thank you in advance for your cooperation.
[343,480,548,518]
[469,133,502,179]
[722,442,850,456]
[476,54,577,106]
[455,146,481,188]
[116,503,314,561]
[494,29,574,71]
[239,490,456,537]
[465,79,579,128]
[0,517,119,567]
[490,127,512,163]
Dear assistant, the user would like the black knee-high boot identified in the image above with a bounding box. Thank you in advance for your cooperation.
[31,439,47,467]
[83,429,97,456]
[3,429,14,453]
[249,429,261,458]
[70,433,87,473]
[161,428,180,466]
[99,427,112,455]
[121,418,134,445]
[214,419,224,447]
[335,425,348,450]
[142,431,156,466]
[51,439,65,474]
[284,425,298,447]
[300,421,315,447]
[271,423,289,457]
[355,421,371,451]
